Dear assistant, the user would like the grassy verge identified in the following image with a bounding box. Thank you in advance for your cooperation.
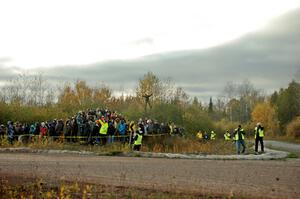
[0,136,248,155]
[286,153,299,158]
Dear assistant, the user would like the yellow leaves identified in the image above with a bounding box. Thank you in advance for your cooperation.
[46,190,56,199]
[83,185,93,199]
[286,116,300,138]
[251,102,280,136]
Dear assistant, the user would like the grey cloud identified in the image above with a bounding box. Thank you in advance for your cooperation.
[2,8,300,102]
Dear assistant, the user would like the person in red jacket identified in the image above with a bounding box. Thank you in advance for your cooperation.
[39,122,48,140]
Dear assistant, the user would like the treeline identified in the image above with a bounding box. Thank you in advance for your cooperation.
[0,72,299,137]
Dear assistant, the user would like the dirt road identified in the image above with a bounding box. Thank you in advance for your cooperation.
[0,153,299,198]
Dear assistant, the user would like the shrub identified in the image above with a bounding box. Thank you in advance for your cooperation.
[286,117,300,138]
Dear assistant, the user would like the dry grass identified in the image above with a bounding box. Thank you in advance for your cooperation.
[0,135,238,155]
[0,176,228,199]
[142,136,236,155]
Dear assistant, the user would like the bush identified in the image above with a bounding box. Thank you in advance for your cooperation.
[286,117,300,138]
[183,106,214,135]
[215,119,239,134]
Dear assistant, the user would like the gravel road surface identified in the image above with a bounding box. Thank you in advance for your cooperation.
[0,153,299,198]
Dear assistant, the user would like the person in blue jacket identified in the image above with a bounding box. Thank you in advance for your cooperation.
[7,121,15,145]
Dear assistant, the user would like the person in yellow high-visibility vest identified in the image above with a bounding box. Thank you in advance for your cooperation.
[210,131,216,140]
[234,125,246,154]
[99,116,108,145]
[133,128,143,151]
[224,130,231,141]
[254,123,264,154]
[196,130,203,141]
[129,121,136,144]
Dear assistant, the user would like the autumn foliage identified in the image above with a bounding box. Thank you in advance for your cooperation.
[286,117,300,138]
[0,72,299,138]
[251,102,280,137]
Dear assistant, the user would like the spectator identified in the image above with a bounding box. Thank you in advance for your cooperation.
[196,130,203,140]
[153,120,161,134]
[254,123,265,154]
[76,111,84,138]
[210,131,216,140]
[55,119,64,141]
[65,119,72,142]
[7,121,15,145]
[133,127,143,151]
[99,116,108,145]
[40,122,48,140]
[93,120,100,144]
[129,121,136,144]
[118,119,127,142]
[85,118,94,144]
[107,120,116,144]
[70,117,78,142]
[234,125,246,154]
[224,130,231,141]
[0,124,6,140]
[203,131,209,140]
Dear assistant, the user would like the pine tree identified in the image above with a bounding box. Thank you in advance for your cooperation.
[208,97,213,113]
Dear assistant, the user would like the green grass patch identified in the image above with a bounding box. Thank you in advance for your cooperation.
[287,153,299,158]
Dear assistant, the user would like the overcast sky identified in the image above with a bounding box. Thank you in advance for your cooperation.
[0,0,300,101]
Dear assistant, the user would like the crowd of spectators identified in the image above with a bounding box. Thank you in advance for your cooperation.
[0,108,183,145]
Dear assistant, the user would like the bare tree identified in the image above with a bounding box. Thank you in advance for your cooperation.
[223,81,237,101]
[0,72,51,105]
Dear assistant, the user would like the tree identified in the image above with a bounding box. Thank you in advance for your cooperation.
[192,97,203,109]
[251,102,280,136]
[57,84,78,112]
[208,97,213,113]
[223,81,237,100]
[270,91,278,106]
[136,71,162,101]
[226,98,241,122]
[171,87,188,105]
[93,85,112,106]
[286,117,300,138]
[223,80,264,123]
[75,80,93,107]
[183,106,214,134]
[276,81,300,127]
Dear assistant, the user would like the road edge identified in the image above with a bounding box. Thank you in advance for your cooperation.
[0,147,289,160]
